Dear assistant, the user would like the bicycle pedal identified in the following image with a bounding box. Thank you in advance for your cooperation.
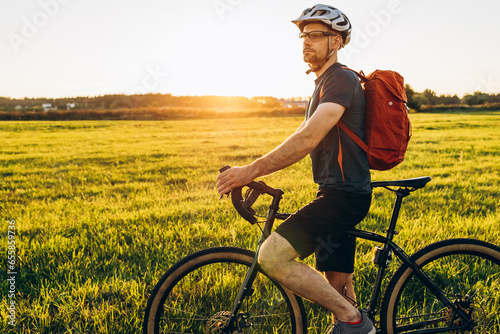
[237,313,252,331]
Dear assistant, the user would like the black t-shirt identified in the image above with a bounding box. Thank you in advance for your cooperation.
[306,62,371,194]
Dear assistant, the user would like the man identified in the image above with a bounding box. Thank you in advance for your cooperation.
[216,4,375,334]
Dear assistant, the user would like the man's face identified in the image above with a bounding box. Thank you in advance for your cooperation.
[301,23,335,65]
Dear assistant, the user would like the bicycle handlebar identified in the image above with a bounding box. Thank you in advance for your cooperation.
[219,165,284,224]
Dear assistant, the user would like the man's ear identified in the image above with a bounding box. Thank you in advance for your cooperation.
[334,35,343,50]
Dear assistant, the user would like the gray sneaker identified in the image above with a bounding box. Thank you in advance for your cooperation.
[326,311,376,334]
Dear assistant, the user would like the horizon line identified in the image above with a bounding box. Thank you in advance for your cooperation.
[1,90,491,101]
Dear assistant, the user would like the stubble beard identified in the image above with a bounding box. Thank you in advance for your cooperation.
[303,51,320,67]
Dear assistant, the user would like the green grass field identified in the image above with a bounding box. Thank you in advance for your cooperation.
[1,112,499,333]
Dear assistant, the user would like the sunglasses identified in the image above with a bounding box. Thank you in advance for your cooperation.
[299,31,339,41]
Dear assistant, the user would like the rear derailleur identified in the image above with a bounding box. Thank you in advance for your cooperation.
[446,294,475,330]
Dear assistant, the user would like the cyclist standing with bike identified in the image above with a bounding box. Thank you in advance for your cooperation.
[217,4,375,334]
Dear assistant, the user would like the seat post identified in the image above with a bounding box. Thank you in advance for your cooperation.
[385,187,411,241]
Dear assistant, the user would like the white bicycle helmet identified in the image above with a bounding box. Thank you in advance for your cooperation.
[292,4,352,46]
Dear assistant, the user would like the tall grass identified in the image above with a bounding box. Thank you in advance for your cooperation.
[1,112,499,333]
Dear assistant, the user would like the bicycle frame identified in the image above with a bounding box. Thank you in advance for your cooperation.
[348,186,473,333]
[224,185,473,333]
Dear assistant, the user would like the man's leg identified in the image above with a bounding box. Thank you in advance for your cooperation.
[326,271,356,304]
[325,271,357,322]
[258,232,361,323]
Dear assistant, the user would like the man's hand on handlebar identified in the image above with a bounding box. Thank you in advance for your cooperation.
[217,165,285,225]
[216,165,256,195]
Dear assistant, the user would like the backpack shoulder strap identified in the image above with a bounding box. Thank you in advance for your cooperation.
[337,120,368,153]
[342,67,369,82]
[319,70,369,153]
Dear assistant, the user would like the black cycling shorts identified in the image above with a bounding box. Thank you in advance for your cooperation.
[275,187,371,273]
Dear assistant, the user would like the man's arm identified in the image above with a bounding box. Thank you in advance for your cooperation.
[295,119,307,133]
[216,102,345,194]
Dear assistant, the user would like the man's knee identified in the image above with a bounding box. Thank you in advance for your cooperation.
[258,233,299,273]
[257,233,283,270]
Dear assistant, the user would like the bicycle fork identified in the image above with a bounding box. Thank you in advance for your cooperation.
[224,247,261,332]
[223,194,282,332]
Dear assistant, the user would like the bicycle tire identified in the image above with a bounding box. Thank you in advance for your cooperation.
[143,246,307,334]
[380,238,500,334]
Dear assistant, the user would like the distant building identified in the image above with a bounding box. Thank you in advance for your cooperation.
[281,99,308,108]
[66,103,76,110]
[42,103,57,111]
[14,105,23,110]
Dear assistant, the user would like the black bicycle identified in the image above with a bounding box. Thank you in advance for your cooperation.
[143,168,500,334]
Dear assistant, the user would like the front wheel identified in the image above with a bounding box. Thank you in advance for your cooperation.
[380,238,500,333]
[143,246,307,334]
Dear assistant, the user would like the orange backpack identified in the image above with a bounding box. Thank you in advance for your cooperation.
[320,68,411,173]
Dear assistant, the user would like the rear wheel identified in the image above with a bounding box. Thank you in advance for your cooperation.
[143,246,307,334]
[380,239,500,333]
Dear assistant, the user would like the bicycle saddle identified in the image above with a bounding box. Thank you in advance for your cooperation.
[371,176,431,190]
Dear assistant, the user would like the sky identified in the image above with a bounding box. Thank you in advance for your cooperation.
[1,0,499,99]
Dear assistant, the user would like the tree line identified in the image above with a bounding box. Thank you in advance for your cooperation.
[0,94,282,112]
[405,85,500,111]
[1,88,499,113]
